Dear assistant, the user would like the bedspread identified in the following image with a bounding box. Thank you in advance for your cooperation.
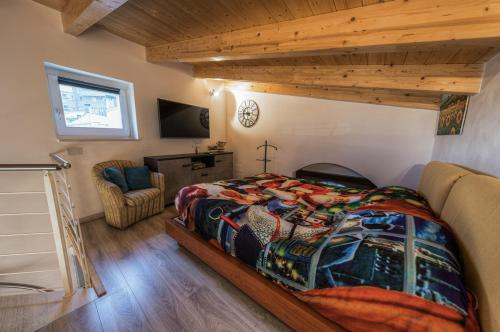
[175,174,479,332]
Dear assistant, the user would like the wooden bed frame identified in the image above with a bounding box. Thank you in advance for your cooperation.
[166,162,500,331]
[165,218,345,332]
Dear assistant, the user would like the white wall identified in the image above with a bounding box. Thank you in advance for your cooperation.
[432,54,500,176]
[0,0,441,222]
[226,91,438,188]
[0,0,226,218]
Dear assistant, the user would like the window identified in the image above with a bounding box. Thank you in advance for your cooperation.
[45,63,138,140]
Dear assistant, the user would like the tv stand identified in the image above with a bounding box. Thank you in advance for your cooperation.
[144,152,233,204]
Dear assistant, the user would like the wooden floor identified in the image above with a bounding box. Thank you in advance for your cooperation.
[38,207,290,331]
[0,287,96,332]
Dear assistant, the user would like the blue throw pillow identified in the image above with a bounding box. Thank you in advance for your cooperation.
[103,167,129,193]
[124,166,151,190]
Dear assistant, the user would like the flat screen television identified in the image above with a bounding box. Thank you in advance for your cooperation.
[158,98,210,138]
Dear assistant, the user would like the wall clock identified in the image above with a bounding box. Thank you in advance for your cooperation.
[238,100,259,128]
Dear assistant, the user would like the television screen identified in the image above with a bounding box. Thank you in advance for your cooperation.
[158,99,210,138]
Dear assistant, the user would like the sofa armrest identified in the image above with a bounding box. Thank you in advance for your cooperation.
[95,177,125,207]
[150,172,165,193]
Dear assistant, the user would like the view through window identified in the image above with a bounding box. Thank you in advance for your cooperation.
[59,84,123,129]
[45,62,137,140]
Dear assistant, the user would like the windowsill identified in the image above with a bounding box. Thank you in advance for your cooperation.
[56,136,141,142]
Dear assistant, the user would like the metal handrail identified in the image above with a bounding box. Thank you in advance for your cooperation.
[49,153,71,169]
[0,164,61,171]
[0,152,90,297]
[0,153,71,171]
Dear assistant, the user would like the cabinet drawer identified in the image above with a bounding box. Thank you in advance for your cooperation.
[157,158,192,174]
[192,168,216,184]
[158,158,192,203]
[214,154,232,166]
[214,154,232,179]
[215,163,233,180]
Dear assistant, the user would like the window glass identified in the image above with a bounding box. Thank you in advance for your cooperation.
[59,84,123,129]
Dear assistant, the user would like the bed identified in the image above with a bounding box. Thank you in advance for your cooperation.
[167,162,500,332]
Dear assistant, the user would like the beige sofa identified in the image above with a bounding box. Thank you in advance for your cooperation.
[417,161,500,332]
[92,160,165,229]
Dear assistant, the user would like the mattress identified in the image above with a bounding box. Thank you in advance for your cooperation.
[175,174,479,332]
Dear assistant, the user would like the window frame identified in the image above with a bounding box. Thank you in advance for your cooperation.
[45,63,138,141]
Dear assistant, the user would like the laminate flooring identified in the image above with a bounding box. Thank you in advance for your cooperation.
[0,287,96,331]
[37,207,290,332]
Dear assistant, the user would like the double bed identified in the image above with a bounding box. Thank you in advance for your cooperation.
[166,161,500,332]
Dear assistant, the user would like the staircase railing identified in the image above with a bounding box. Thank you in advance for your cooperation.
[0,154,90,297]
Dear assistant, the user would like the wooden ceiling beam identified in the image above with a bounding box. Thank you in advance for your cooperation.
[146,0,500,63]
[62,0,129,36]
[224,81,441,111]
[194,64,483,94]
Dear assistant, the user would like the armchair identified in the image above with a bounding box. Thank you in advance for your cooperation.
[91,160,165,229]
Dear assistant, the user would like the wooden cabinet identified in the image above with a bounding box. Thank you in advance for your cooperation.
[157,158,193,204]
[144,152,233,205]
[214,154,233,180]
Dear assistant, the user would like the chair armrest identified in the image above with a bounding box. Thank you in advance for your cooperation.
[150,172,165,192]
[95,177,125,207]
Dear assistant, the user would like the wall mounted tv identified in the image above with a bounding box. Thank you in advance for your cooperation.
[158,98,210,138]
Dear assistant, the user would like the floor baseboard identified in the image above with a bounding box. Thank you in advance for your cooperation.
[79,212,104,224]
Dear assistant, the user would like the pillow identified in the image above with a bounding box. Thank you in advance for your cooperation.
[103,167,129,193]
[124,166,151,190]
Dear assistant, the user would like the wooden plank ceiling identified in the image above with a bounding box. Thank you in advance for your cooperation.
[34,0,500,110]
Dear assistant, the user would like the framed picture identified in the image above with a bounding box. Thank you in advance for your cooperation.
[437,95,469,135]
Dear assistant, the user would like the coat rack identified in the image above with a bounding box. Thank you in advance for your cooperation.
[256,140,278,173]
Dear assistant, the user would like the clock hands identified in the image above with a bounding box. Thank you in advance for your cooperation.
[238,100,259,128]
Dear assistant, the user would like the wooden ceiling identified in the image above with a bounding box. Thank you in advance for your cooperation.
[103,0,390,46]
[34,0,500,110]
[36,0,390,45]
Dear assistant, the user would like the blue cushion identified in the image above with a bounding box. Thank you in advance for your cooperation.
[124,166,151,190]
[103,167,129,193]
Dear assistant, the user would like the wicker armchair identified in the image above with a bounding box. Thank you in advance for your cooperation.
[92,160,165,229]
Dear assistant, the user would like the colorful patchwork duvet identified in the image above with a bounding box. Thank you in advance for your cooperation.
[175,174,479,332]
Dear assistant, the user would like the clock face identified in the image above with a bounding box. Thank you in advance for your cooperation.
[238,100,259,128]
